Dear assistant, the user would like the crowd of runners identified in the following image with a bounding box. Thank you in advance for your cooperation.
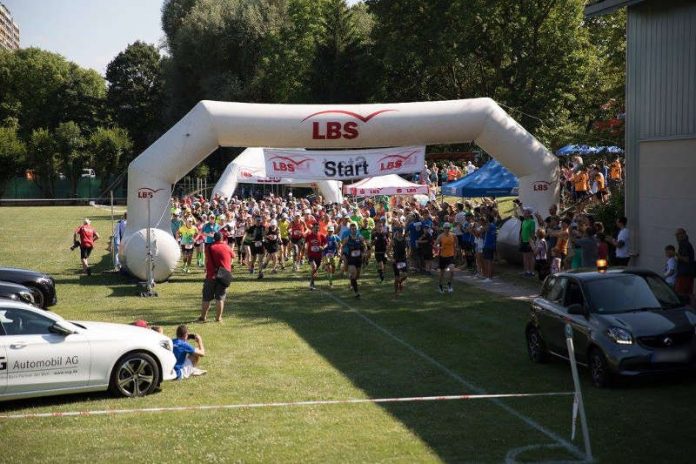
[169,193,503,298]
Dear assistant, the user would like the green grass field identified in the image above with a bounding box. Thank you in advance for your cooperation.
[0,206,695,463]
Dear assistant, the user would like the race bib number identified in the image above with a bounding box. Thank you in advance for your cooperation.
[326,252,335,258]
[255,241,263,247]
[184,244,194,250]
[267,234,276,241]
[396,262,406,269]
[292,230,302,237]
[351,250,361,258]
[311,246,320,252]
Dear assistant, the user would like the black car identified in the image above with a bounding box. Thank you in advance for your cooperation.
[526,269,696,387]
[0,267,57,308]
[0,281,35,305]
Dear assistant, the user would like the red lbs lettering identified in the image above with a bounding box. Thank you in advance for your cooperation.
[380,160,403,171]
[272,161,296,173]
[312,121,360,140]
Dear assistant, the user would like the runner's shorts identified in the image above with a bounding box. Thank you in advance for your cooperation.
[438,256,454,270]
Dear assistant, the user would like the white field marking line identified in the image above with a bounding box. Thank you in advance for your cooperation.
[0,392,573,420]
[91,203,126,214]
[505,443,585,464]
[320,290,588,462]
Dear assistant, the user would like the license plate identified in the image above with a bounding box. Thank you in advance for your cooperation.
[652,349,690,364]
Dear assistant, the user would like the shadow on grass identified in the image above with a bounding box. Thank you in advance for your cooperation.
[218,277,568,462]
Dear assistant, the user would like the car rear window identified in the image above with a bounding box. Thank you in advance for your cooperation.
[585,275,662,314]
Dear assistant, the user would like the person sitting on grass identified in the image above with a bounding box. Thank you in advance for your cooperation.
[173,324,206,379]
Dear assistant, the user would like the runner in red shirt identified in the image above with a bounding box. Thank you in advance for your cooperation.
[73,218,100,275]
[289,214,307,271]
[305,223,326,290]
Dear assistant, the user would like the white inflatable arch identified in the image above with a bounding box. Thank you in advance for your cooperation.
[122,98,558,281]
[212,147,343,203]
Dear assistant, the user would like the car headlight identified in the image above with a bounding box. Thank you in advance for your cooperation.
[159,339,172,351]
[18,291,35,304]
[607,327,633,345]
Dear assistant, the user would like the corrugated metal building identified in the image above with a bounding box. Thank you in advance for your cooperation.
[586,0,696,273]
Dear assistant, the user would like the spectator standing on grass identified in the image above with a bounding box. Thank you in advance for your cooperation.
[533,229,549,281]
[173,324,206,379]
[199,232,234,323]
[482,215,497,282]
[519,207,536,277]
[74,218,99,275]
[674,228,695,301]
[609,217,631,266]
[113,212,127,270]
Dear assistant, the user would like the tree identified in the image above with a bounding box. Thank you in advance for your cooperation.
[306,0,375,103]
[54,121,87,197]
[28,128,60,198]
[365,0,612,148]
[0,124,26,194]
[0,48,105,139]
[106,41,164,154]
[86,127,133,184]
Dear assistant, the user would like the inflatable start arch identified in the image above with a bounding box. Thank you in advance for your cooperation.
[122,98,559,281]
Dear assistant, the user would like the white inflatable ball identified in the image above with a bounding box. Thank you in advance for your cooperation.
[121,228,180,282]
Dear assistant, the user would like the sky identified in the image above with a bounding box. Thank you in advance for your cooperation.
[3,0,362,76]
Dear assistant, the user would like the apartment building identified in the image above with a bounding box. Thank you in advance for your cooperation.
[0,2,20,50]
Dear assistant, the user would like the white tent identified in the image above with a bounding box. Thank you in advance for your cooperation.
[212,148,343,203]
[123,98,559,281]
[343,174,429,196]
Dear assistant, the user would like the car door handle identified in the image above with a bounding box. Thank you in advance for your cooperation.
[10,342,26,349]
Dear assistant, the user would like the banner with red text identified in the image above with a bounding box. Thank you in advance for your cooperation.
[263,146,426,180]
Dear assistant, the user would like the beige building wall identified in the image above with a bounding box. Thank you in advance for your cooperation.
[636,138,696,272]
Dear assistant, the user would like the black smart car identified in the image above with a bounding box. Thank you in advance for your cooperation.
[0,267,57,308]
[526,269,696,387]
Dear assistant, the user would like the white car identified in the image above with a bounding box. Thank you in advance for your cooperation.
[0,301,177,402]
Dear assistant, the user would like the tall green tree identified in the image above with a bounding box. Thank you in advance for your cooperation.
[106,41,164,154]
[86,127,133,184]
[28,128,60,198]
[0,124,26,194]
[306,0,375,103]
[0,48,105,139]
[54,121,87,197]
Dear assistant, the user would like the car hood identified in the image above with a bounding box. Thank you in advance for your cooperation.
[0,267,50,282]
[0,281,31,293]
[596,308,696,336]
[72,321,168,342]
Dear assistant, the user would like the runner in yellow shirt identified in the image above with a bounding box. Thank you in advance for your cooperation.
[435,223,457,294]
[278,214,290,266]
[177,217,198,273]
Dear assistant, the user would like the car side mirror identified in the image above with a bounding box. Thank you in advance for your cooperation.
[49,321,75,336]
[567,304,586,316]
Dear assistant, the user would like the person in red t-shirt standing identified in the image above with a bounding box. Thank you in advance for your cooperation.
[199,232,234,323]
[305,223,327,290]
[74,218,100,275]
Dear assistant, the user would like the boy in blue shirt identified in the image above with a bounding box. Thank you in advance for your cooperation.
[172,324,206,379]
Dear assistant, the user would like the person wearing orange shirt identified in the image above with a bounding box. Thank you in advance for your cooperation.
[435,223,457,294]
[609,158,623,188]
[594,169,608,203]
[573,169,589,201]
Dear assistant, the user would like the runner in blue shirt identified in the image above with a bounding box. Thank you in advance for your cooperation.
[482,216,497,282]
[202,214,220,244]
[323,225,341,286]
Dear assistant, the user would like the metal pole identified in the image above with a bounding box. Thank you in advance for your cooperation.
[565,324,593,462]
[110,191,116,270]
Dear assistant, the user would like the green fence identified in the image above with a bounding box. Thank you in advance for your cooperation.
[1,176,126,199]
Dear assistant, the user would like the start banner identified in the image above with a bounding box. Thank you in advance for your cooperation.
[263,146,425,180]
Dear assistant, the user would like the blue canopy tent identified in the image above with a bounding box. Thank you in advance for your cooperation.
[555,144,624,156]
[442,160,519,197]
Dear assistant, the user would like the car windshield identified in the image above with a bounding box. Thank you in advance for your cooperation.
[585,275,671,314]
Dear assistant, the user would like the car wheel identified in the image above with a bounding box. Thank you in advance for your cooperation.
[26,285,45,308]
[589,348,612,388]
[109,352,161,398]
[526,326,549,363]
